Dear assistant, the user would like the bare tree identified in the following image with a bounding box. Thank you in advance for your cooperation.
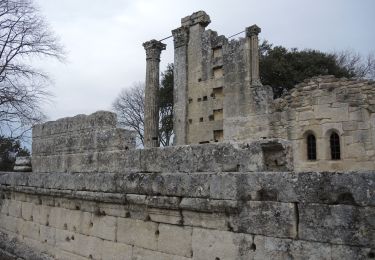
[0,0,64,139]
[112,82,145,147]
[334,50,375,80]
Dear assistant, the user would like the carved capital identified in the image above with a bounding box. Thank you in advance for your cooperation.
[181,11,211,28]
[143,40,166,61]
[246,24,261,37]
[172,27,189,48]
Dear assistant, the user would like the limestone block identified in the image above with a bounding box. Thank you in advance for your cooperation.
[342,121,357,131]
[32,204,51,225]
[8,200,22,218]
[148,208,182,225]
[0,199,9,215]
[101,240,133,260]
[22,236,54,258]
[116,172,211,198]
[132,246,191,260]
[179,197,238,213]
[90,215,116,241]
[331,244,374,260]
[230,201,297,238]
[192,228,254,260]
[32,111,117,139]
[299,203,375,247]
[0,214,18,233]
[49,207,71,230]
[13,192,27,202]
[157,224,192,257]
[55,229,102,259]
[298,111,315,121]
[182,210,228,230]
[54,249,88,260]
[253,235,331,260]
[117,218,158,250]
[139,142,263,173]
[40,225,56,245]
[98,202,128,218]
[315,104,348,121]
[146,195,181,209]
[17,219,40,241]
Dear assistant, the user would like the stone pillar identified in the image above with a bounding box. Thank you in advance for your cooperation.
[172,27,189,145]
[173,11,210,145]
[143,40,166,148]
[246,25,262,86]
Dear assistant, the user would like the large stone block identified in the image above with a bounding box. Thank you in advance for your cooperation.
[230,201,297,238]
[192,228,254,260]
[182,210,228,230]
[90,215,116,241]
[299,203,375,247]
[117,218,158,250]
[331,244,375,260]
[138,142,264,173]
[148,208,182,225]
[253,235,331,260]
[132,246,191,260]
[101,240,133,260]
[32,111,117,139]
[157,224,192,257]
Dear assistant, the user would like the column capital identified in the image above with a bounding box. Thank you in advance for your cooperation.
[181,11,210,28]
[143,40,166,60]
[246,24,261,37]
[172,27,189,48]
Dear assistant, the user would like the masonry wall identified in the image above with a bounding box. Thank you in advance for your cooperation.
[0,170,374,260]
[0,111,374,259]
[269,76,375,171]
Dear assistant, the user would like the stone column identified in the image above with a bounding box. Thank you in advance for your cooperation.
[172,27,189,145]
[246,25,262,86]
[143,40,166,148]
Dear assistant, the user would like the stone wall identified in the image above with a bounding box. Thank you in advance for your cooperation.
[0,111,374,259]
[0,172,375,260]
[269,76,375,171]
[0,170,374,260]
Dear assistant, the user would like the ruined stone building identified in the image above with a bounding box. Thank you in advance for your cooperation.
[0,10,373,260]
[168,11,375,172]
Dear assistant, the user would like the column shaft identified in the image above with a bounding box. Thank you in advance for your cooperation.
[246,25,262,86]
[143,40,166,148]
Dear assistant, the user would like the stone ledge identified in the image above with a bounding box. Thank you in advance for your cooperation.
[0,171,373,206]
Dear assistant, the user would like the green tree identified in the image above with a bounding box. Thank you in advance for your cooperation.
[0,136,30,171]
[159,63,174,146]
[259,40,373,98]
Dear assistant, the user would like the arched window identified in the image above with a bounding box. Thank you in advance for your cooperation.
[330,132,341,160]
[307,134,316,160]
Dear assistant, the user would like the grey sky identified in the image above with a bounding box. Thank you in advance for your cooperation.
[35,0,375,120]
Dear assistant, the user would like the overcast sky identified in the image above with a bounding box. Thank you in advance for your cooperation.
[35,0,375,121]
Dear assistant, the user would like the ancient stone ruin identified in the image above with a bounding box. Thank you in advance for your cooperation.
[0,10,374,260]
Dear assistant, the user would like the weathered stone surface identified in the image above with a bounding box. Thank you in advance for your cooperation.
[14,157,32,172]
[230,201,297,238]
[299,203,375,247]
[0,231,53,260]
[192,228,254,260]
[117,218,158,250]
[158,224,192,257]
[253,235,332,260]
